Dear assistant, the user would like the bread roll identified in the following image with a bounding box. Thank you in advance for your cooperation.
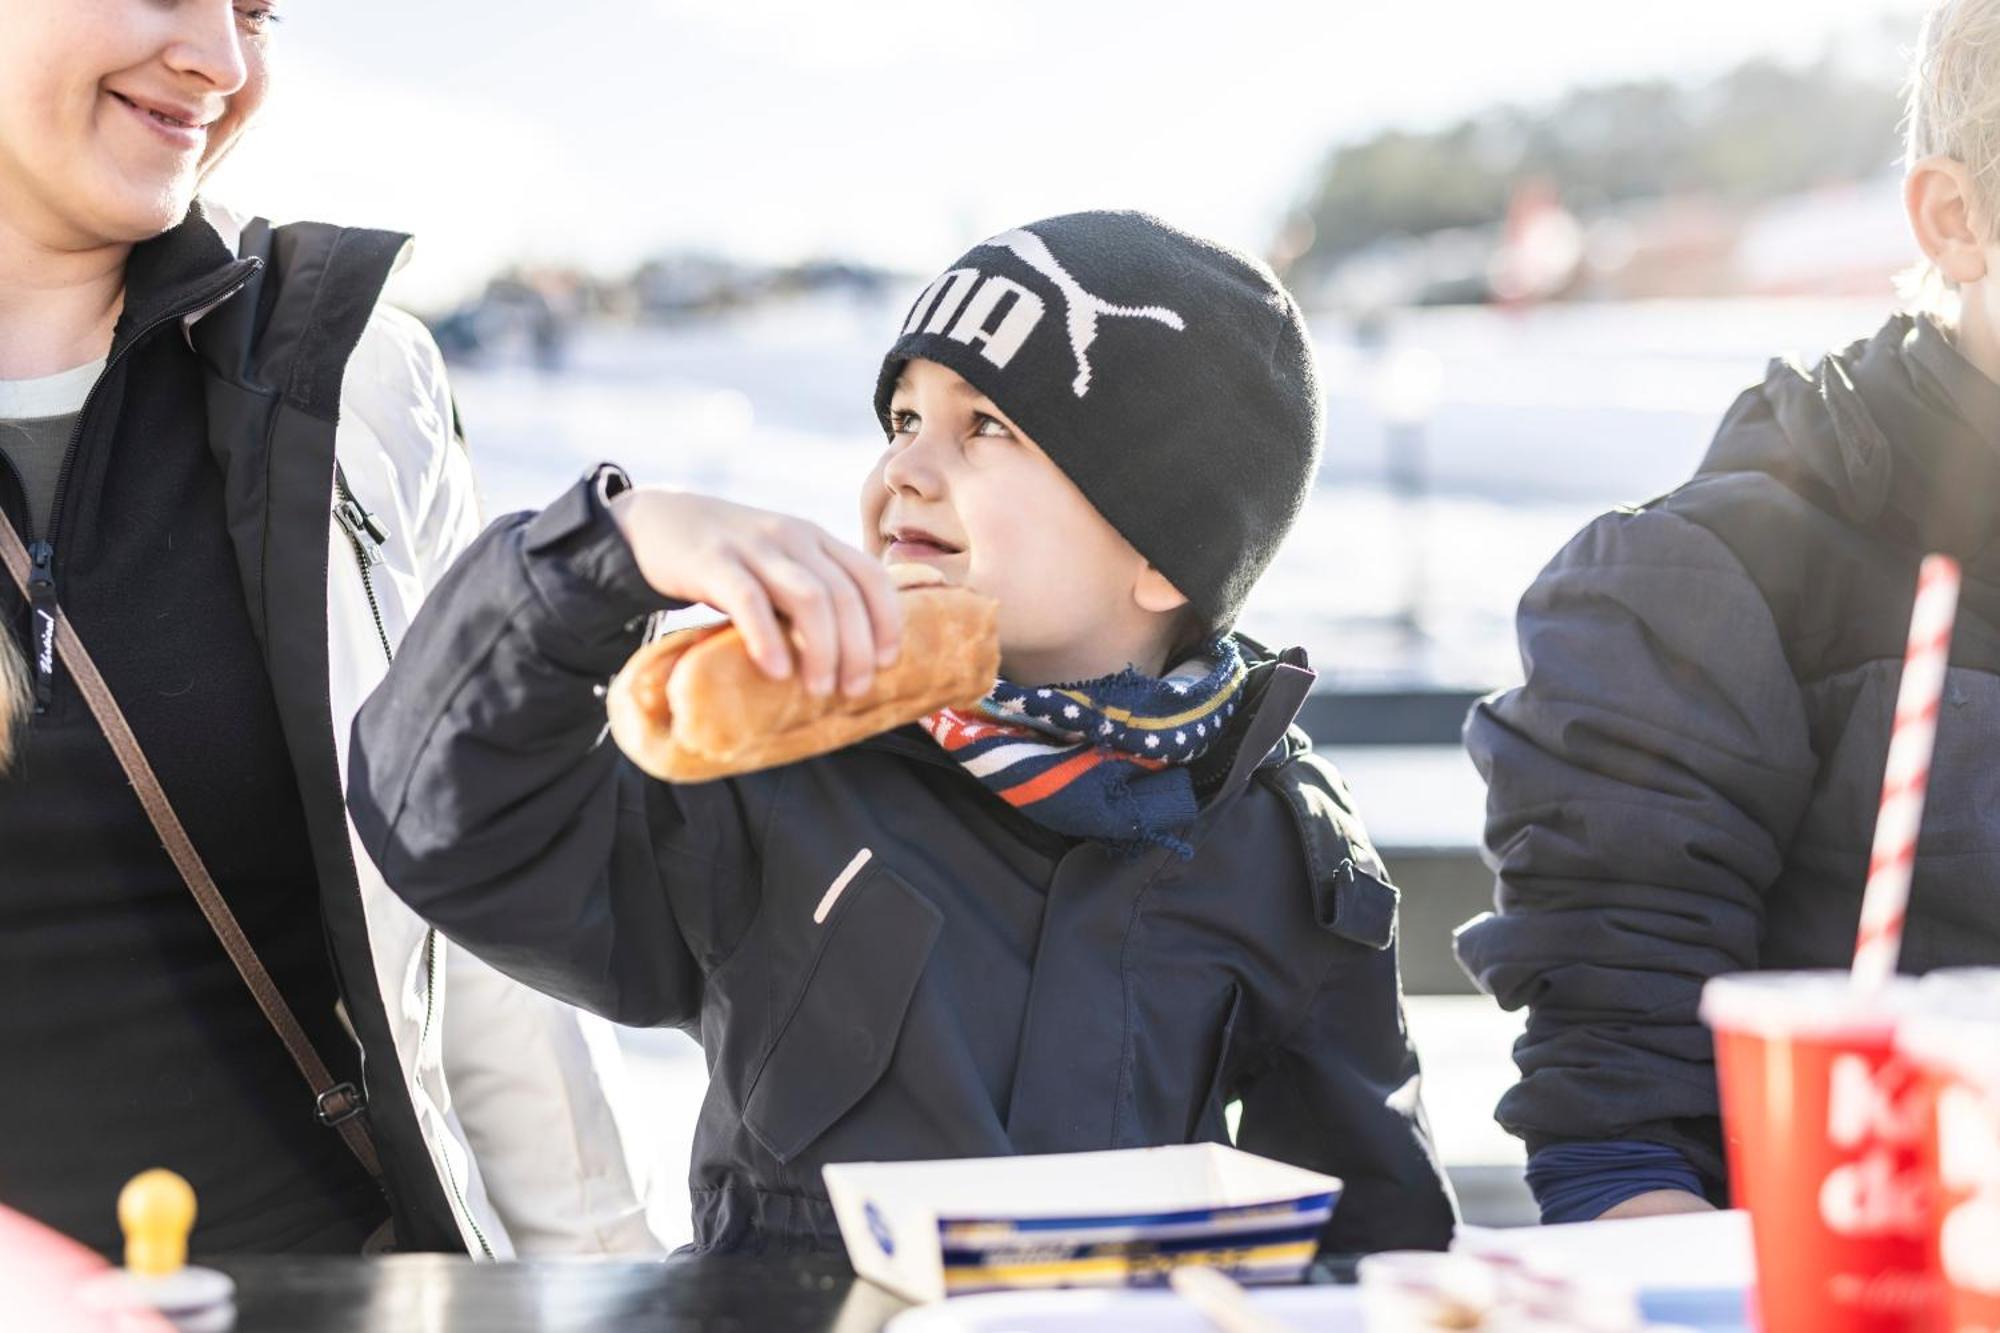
[607,564,999,782]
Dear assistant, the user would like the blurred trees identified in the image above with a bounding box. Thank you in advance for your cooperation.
[1288,57,1906,280]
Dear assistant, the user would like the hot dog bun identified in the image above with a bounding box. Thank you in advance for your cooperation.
[606,563,999,782]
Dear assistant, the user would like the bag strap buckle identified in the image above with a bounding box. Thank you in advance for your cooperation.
[316,1081,367,1127]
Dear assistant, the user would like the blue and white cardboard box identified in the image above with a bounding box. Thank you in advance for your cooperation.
[824,1144,1342,1305]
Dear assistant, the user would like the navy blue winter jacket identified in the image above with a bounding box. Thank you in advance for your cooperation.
[348,470,1459,1255]
[1459,313,2000,1193]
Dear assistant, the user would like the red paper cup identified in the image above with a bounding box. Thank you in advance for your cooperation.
[1702,972,1934,1333]
[1899,970,2000,1333]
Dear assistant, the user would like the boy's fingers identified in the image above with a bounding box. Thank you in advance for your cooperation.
[710,561,790,680]
[796,549,877,698]
[755,554,839,697]
[822,538,903,669]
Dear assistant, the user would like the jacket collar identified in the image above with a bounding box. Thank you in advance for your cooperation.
[117,201,259,354]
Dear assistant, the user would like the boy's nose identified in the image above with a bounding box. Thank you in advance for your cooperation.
[880,432,945,498]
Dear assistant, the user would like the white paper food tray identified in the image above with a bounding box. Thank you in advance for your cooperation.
[824,1144,1341,1305]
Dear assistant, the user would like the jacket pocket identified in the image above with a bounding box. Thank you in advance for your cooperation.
[741,859,942,1165]
[1315,857,1399,950]
[1264,754,1401,950]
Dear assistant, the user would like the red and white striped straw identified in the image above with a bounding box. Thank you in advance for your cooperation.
[1852,553,1963,990]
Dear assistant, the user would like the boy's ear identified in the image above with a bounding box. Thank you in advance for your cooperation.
[1133,564,1190,615]
[1907,155,1993,285]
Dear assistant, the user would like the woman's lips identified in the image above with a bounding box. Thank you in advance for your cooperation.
[887,539,960,561]
[108,91,209,152]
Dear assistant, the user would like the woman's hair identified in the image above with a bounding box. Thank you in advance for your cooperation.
[0,628,26,774]
[1900,0,2000,311]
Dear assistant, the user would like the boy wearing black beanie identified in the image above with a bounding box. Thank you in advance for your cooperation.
[349,211,1458,1257]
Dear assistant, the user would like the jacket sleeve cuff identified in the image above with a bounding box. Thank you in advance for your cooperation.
[518,464,685,670]
[1525,1140,1713,1224]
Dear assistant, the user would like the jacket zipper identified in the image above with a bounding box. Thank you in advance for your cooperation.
[25,540,57,711]
[333,470,394,663]
[22,261,261,712]
[413,924,492,1258]
[332,472,495,1261]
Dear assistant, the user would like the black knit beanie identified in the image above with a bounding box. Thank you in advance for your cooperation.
[872,210,1323,633]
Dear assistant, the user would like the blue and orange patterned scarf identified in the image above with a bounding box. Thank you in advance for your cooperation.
[923,637,1247,857]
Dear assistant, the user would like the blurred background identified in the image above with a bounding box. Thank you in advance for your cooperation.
[209,0,1933,1241]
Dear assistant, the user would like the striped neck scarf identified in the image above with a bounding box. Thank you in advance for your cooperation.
[922,637,1247,857]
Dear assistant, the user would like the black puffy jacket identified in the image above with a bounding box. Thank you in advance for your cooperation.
[1459,312,2000,1191]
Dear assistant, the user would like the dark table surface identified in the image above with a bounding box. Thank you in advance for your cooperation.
[215,1253,906,1333]
[209,1253,1358,1332]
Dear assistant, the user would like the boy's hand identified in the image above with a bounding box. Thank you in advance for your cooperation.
[609,488,902,699]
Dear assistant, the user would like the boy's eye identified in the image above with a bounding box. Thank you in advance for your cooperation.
[885,408,1010,440]
[236,5,282,32]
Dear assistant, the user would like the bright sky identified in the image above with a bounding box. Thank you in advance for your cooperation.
[205,0,1930,308]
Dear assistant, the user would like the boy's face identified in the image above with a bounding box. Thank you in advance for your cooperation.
[861,357,1169,683]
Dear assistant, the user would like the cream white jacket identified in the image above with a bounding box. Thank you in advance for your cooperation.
[200,203,659,1257]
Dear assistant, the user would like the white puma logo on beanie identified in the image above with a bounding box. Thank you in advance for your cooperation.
[977,228,1186,397]
[898,226,1187,398]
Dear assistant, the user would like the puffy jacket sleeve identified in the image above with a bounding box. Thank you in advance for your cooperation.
[1454,505,1818,1188]
[348,466,758,1031]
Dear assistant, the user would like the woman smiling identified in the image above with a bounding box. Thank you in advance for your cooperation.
[0,0,653,1257]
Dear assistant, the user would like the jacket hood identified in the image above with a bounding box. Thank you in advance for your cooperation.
[1231,633,1315,768]
[1698,312,2000,561]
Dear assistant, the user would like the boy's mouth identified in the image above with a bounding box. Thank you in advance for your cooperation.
[883,526,963,561]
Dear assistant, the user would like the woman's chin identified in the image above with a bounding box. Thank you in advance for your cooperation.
[72,164,199,244]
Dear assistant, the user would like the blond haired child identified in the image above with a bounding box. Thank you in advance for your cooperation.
[1458,0,2000,1225]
